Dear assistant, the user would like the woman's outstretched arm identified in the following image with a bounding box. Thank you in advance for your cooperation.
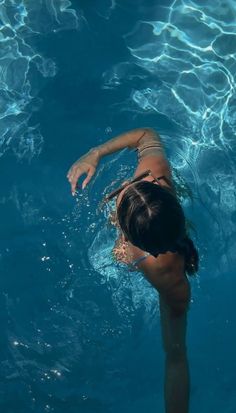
[67,128,164,194]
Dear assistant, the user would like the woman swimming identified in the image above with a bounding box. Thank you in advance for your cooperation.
[67,128,199,413]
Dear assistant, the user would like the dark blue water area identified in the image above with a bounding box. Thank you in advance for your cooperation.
[0,1,236,412]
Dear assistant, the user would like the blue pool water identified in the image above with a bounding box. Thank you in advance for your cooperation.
[1,1,236,412]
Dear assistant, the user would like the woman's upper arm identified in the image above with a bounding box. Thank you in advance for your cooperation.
[133,129,174,191]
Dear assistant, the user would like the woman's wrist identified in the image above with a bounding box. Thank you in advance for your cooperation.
[94,142,112,158]
[89,147,102,161]
[96,147,103,159]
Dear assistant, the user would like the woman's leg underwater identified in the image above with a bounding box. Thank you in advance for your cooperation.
[159,295,190,413]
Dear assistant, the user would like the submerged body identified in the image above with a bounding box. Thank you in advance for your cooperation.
[67,127,195,413]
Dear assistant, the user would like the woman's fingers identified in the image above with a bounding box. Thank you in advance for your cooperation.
[67,160,82,180]
[68,167,78,183]
[81,167,95,190]
[67,168,75,182]
[69,167,94,194]
[70,168,83,195]
[71,178,78,195]
[67,163,76,178]
[67,153,99,195]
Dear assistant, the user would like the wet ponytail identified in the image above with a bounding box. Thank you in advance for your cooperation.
[175,236,199,275]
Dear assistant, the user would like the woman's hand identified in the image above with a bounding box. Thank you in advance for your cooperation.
[67,148,100,195]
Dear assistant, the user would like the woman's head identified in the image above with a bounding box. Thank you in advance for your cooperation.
[117,180,199,274]
[117,180,185,254]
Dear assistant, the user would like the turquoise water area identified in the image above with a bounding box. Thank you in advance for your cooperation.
[0,1,236,412]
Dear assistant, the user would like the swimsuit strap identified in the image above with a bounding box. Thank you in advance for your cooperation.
[130,252,151,267]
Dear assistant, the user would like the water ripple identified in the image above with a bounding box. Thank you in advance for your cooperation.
[124,0,236,149]
[0,0,79,160]
[102,0,236,275]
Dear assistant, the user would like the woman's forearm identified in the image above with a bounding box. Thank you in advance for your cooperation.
[95,128,160,159]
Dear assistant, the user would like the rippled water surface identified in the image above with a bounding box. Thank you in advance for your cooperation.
[1,1,235,412]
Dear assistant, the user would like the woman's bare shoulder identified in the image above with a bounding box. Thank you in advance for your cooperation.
[137,252,186,290]
[142,253,190,314]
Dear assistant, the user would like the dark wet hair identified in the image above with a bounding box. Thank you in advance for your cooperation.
[117,181,199,275]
